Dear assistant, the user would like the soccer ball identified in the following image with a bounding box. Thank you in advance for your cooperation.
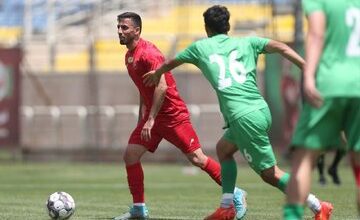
[46,191,75,220]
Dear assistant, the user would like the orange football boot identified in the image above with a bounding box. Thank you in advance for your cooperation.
[314,201,333,220]
[204,206,236,220]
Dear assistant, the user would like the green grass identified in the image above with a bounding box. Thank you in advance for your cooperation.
[0,162,358,220]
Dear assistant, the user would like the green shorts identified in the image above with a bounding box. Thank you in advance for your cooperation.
[223,107,277,174]
[292,97,360,151]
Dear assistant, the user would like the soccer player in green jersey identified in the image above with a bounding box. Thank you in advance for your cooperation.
[143,5,332,220]
[284,0,360,219]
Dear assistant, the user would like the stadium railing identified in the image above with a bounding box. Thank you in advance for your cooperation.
[21,104,222,151]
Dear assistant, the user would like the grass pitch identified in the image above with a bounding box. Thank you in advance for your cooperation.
[0,162,358,220]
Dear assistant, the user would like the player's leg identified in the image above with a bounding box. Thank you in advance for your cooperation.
[283,148,318,220]
[345,98,360,216]
[205,107,275,220]
[317,154,326,185]
[260,165,288,191]
[350,151,360,216]
[284,99,346,220]
[160,121,246,219]
[161,120,222,185]
[204,138,238,220]
[328,148,345,185]
[227,107,328,218]
[328,132,346,185]
[284,149,333,220]
[113,122,162,220]
[113,144,149,220]
[185,148,222,185]
[186,144,247,220]
[216,138,239,207]
[260,162,324,215]
[123,144,148,206]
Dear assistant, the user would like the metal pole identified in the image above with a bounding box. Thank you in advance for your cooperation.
[23,0,33,43]
[270,0,277,40]
[47,0,56,73]
[87,2,101,151]
[293,0,304,50]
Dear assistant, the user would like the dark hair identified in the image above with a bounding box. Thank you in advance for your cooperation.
[117,12,142,33]
[203,5,230,34]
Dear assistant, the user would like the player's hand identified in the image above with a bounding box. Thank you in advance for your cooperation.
[141,117,155,141]
[143,70,161,87]
[303,78,323,108]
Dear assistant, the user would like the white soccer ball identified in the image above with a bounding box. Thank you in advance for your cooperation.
[46,191,75,220]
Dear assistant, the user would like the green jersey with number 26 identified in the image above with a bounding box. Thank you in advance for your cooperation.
[176,35,269,124]
[303,0,360,97]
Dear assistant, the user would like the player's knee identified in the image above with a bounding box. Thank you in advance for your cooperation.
[186,152,207,168]
[216,139,237,161]
[122,151,133,165]
[216,144,225,160]
[189,158,204,167]
[123,148,141,165]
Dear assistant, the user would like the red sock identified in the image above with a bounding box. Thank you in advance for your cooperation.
[126,163,145,203]
[352,164,360,187]
[201,157,222,185]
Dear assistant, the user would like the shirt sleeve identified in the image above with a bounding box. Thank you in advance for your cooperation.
[302,0,324,16]
[248,37,270,54]
[175,42,199,65]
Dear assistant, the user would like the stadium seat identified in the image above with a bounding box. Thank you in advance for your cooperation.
[18,1,303,73]
[0,27,22,46]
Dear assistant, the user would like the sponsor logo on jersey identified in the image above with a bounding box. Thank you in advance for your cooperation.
[127,56,133,64]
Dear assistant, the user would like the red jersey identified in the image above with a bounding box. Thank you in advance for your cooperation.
[125,38,190,122]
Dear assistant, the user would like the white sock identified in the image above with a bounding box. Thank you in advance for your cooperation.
[133,203,145,207]
[306,193,321,213]
[220,193,233,208]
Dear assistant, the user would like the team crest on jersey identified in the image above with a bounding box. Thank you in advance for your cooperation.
[127,57,133,64]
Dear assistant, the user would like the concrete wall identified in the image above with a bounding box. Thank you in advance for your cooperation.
[20,70,281,163]
[20,71,226,161]
[21,71,218,106]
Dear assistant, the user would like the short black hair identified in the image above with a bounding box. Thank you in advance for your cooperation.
[203,5,230,34]
[117,12,142,33]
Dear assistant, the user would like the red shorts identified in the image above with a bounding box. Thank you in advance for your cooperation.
[128,119,201,153]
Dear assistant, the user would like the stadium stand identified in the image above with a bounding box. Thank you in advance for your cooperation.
[0,0,298,73]
[0,0,24,46]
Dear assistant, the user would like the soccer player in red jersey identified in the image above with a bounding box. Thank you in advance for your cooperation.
[113,12,246,220]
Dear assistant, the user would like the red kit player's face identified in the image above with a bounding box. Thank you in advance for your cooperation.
[117,18,139,46]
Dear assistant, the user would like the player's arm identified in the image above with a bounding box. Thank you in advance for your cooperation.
[141,71,168,141]
[149,74,167,121]
[304,11,325,87]
[264,40,305,70]
[143,59,184,86]
[301,11,325,108]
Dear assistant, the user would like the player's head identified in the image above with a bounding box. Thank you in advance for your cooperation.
[203,5,230,37]
[117,12,142,46]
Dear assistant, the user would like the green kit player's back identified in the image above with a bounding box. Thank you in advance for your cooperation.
[303,0,360,97]
[176,35,270,124]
